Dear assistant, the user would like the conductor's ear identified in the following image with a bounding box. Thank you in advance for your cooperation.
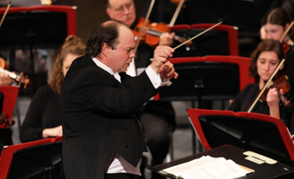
[101,43,111,57]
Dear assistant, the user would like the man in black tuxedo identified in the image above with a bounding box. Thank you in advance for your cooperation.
[60,20,178,179]
[106,2,176,178]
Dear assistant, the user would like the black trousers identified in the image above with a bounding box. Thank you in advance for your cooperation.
[105,173,142,179]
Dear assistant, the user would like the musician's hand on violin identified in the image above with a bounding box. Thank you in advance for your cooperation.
[266,88,280,107]
[159,32,174,46]
[266,88,281,118]
[159,61,178,80]
[0,71,13,86]
[42,125,63,139]
[151,46,174,74]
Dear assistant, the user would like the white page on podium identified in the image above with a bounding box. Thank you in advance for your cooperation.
[163,156,253,179]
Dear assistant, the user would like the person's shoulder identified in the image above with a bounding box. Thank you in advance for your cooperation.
[244,82,257,90]
[239,82,258,95]
[69,55,93,69]
[35,85,51,94]
[32,85,51,100]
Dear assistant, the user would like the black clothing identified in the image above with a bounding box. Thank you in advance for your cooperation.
[229,82,294,133]
[105,173,142,179]
[286,45,294,85]
[20,85,61,143]
[131,16,176,179]
[135,40,175,179]
[61,55,157,179]
[0,128,12,155]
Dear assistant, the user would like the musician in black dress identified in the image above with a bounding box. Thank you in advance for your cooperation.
[229,39,294,133]
[20,36,86,143]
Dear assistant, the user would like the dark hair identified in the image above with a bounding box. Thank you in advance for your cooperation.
[86,20,124,57]
[262,8,294,41]
[249,39,288,81]
[50,35,86,94]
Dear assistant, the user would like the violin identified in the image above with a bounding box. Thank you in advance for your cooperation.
[248,59,291,112]
[0,57,30,88]
[132,17,193,48]
[0,113,15,128]
[282,43,290,54]
[259,74,291,107]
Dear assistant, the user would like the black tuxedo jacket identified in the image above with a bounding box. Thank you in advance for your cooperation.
[60,55,158,179]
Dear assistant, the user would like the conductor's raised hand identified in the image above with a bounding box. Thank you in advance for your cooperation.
[159,61,178,80]
[150,46,174,74]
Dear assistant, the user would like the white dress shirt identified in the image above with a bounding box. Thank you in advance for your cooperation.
[92,57,162,175]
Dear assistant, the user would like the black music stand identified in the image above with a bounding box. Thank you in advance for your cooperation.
[159,61,240,102]
[0,5,76,95]
[172,29,231,57]
[187,109,294,167]
[183,0,260,36]
[7,141,63,179]
[159,59,239,154]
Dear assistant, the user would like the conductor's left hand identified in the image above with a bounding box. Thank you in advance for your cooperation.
[159,61,178,80]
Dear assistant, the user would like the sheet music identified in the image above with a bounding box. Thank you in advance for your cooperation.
[163,156,253,179]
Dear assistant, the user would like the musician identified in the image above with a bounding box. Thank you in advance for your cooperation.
[0,60,16,155]
[61,20,177,179]
[260,8,294,84]
[105,1,176,178]
[229,39,294,133]
[19,36,86,143]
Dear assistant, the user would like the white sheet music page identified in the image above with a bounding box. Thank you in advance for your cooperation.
[163,156,253,179]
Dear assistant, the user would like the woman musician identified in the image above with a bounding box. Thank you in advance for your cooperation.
[228,39,294,133]
[260,8,294,85]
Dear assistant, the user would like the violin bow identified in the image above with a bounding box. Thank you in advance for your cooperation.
[0,1,11,28]
[169,0,185,27]
[173,21,222,50]
[133,0,156,54]
[279,21,294,43]
[247,59,285,113]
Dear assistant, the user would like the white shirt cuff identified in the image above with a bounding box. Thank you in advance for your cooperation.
[161,80,172,87]
[145,66,161,89]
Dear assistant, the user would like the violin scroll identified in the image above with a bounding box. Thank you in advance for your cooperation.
[16,72,30,89]
[0,113,15,128]
[0,58,30,89]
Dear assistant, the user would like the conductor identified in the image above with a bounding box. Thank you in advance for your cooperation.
[60,20,178,179]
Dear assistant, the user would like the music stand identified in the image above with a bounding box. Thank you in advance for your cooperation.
[0,5,76,94]
[0,137,63,179]
[0,86,19,129]
[187,108,294,167]
[183,0,260,37]
[155,56,254,101]
[154,56,254,153]
[170,23,239,57]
